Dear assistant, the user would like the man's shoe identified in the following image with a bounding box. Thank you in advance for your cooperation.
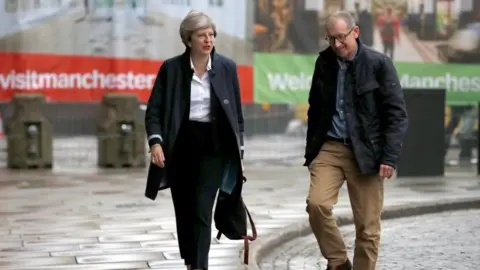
[326,259,352,270]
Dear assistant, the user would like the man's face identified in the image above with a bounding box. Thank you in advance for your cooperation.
[325,19,359,59]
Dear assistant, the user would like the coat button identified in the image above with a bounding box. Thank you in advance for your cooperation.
[223,99,229,105]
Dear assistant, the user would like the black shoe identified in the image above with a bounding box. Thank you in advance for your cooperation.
[326,259,352,270]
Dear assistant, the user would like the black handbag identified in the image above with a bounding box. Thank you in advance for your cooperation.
[214,176,257,264]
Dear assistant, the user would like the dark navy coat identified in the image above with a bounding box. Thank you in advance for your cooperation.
[144,48,245,201]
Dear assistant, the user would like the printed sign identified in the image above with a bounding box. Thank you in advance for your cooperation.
[253,0,480,105]
[0,0,253,103]
[254,53,480,105]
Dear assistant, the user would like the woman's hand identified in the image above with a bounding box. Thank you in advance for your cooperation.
[151,144,165,168]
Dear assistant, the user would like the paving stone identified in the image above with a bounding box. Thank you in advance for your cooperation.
[98,233,176,242]
[1,245,81,252]
[2,262,149,270]
[53,247,171,257]
[76,252,165,264]
[148,257,241,267]
[0,256,77,267]
[0,241,23,250]
[0,251,50,258]
[139,240,180,248]
[22,237,99,247]
[11,223,99,235]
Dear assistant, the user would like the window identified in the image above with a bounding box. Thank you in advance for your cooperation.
[208,0,223,7]
[51,0,62,7]
[5,0,18,13]
[162,0,190,6]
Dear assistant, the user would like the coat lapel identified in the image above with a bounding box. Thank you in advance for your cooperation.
[209,53,227,102]
[321,49,339,101]
[180,51,193,104]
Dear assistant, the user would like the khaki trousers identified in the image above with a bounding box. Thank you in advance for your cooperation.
[306,141,384,270]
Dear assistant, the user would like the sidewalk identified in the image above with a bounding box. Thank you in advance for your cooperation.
[0,164,479,269]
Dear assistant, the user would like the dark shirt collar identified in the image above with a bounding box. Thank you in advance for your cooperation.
[338,44,358,63]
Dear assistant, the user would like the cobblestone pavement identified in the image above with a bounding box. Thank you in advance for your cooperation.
[259,209,480,270]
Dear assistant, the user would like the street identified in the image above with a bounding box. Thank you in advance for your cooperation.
[0,133,479,269]
[259,209,480,270]
[0,153,479,269]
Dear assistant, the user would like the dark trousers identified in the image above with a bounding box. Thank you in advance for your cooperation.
[170,120,224,269]
[383,41,394,60]
[459,137,474,160]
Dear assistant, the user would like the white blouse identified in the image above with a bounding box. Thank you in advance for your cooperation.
[189,56,212,122]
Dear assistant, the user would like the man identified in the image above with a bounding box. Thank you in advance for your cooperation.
[304,10,408,270]
[377,7,400,60]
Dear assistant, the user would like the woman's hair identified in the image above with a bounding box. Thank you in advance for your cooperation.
[179,10,217,47]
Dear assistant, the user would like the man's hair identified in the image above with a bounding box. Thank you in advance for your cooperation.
[325,10,357,29]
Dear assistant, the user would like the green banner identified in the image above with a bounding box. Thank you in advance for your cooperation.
[254,53,480,105]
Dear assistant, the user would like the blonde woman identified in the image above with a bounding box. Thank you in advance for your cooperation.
[144,10,245,270]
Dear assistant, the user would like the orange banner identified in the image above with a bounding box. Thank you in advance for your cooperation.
[0,52,253,103]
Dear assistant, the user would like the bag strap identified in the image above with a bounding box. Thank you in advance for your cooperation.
[215,207,257,265]
[242,207,257,265]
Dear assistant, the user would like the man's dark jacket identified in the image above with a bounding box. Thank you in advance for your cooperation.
[144,48,245,201]
[304,40,408,174]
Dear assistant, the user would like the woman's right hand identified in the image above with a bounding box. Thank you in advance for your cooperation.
[150,144,165,168]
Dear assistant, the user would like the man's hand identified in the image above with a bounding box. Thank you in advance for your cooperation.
[151,144,165,168]
[379,164,394,179]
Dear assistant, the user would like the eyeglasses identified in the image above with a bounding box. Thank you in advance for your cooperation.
[325,28,354,43]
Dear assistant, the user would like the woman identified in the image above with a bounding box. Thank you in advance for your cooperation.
[144,10,245,270]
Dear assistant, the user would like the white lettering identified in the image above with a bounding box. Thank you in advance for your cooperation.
[0,70,157,91]
[399,73,480,92]
[266,72,312,91]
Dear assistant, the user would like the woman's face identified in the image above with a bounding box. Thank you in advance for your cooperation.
[190,27,215,56]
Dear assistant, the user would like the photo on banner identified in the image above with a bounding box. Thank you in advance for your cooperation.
[0,0,253,103]
[253,0,480,105]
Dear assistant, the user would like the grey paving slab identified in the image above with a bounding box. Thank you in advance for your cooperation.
[76,252,165,264]
[2,262,149,270]
[0,256,77,267]
[22,237,99,247]
[98,233,176,242]
[0,251,49,258]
